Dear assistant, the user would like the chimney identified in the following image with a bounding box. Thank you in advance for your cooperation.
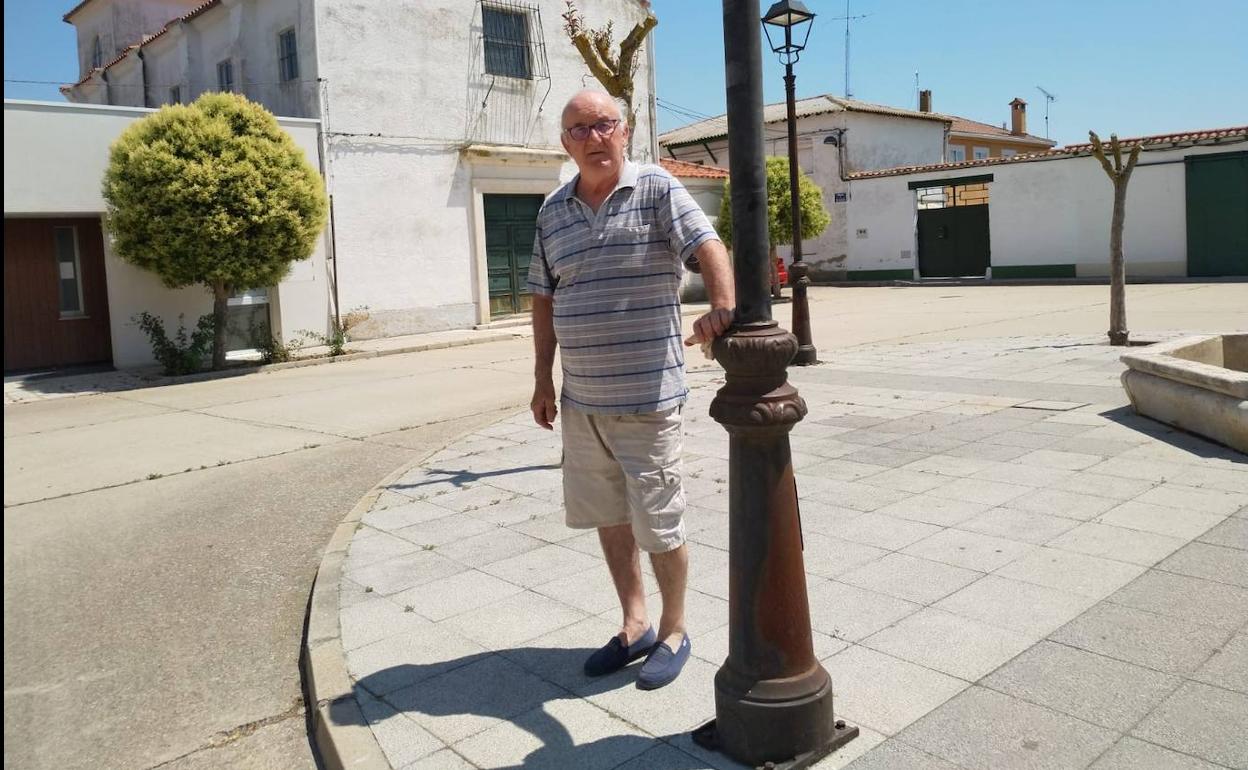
[919,89,932,113]
[1010,98,1027,136]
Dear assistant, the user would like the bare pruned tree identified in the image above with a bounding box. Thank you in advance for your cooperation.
[1089,131,1141,346]
[562,0,657,157]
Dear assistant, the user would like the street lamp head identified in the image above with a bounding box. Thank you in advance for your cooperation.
[762,0,815,63]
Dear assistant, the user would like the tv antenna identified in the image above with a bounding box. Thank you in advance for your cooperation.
[1036,85,1057,139]
[828,0,870,99]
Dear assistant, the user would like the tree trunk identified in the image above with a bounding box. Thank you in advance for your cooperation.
[1108,180,1129,346]
[212,281,230,369]
[622,93,637,159]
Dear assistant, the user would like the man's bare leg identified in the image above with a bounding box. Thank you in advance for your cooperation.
[598,524,650,644]
[650,543,688,649]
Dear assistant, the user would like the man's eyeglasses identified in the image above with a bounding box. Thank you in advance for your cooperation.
[563,119,620,141]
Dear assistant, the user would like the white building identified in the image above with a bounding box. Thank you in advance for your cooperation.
[3,99,329,371]
[845,127,1248,280]
[58,0,658,347]
[659,95,950,280]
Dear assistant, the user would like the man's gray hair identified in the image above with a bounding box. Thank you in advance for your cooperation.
[562,89,625,123]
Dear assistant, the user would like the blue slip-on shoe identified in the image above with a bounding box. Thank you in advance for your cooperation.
[584,626,657,677]
[637,634,692,690]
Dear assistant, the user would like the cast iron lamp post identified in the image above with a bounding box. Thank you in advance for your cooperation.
[690,2,857,767]
[762,0,818,366]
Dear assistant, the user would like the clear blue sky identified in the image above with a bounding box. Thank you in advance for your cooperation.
[6,0,1246,147]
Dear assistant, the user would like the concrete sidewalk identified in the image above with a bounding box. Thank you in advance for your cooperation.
[317,334,1248,770]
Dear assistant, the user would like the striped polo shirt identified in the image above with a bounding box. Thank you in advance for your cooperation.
[527,161,719,415]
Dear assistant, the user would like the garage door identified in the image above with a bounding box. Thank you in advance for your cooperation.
[1186,151,1248,277]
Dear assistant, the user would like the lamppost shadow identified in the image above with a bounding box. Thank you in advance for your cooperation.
[330,647,707,769]
[388,462,563,493]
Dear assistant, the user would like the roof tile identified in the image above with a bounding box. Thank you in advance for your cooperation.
[660,158,729,179]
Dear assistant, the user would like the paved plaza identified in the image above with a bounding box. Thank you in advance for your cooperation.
[7,285,1244,769]
[324,334,1248,770]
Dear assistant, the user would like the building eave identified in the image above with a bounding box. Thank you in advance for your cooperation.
[848,126,1248,180]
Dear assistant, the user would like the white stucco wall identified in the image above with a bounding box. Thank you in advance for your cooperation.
[66,0,319,118]
[70,0,202,77]
[844,112,946,173]
[3,100,330,368]
[664,109,947,280]
[316,0,657,336]
[845,142,1239,278]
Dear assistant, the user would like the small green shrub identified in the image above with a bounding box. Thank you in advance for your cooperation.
[248,320,305,364]
[134,312,215,376]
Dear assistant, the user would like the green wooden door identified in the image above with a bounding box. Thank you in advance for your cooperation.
[484,194,543,317]
[1186,152,1248,277]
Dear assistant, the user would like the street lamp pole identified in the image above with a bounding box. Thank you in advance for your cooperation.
[691,2,857,767]
[765,1,818,366]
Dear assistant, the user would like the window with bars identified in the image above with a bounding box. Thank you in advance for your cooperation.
[217,59,234,92]
[483,6,532,79]
[278,28,299,82]
[53,227,85,318]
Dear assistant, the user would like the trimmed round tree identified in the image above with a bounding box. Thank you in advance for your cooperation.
[103,92,328,369]
[716,156,830,296]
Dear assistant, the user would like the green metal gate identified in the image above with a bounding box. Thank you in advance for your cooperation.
[1186,151,1248,277]
[484,194,543,317]
[913,176,992,279]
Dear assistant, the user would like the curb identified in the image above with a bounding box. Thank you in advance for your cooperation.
[4,330,528,405]
[302,459,422,770]
[143,330,526,388]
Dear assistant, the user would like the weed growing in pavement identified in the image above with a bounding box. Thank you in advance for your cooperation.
[300,306,369,357]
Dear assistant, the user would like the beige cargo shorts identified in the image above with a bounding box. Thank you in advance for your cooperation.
[560,404,686,553]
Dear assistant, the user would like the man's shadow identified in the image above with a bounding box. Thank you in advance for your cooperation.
[329,646,716,769]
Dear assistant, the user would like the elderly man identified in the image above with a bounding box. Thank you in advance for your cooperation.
[527,90,735,690]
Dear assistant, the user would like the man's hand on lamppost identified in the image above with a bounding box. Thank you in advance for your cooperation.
[685,307,734,358]
[531,378,558,430]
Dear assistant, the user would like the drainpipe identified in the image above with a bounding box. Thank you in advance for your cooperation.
[136,48,150,108]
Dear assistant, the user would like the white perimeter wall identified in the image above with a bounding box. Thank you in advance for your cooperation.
[665,110,946,280]
[316,0,656,336]
[846,142,1239,278]
[3,100,330,368]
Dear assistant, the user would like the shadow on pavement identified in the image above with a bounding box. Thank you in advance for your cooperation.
[331,647,708,769]
[1099,405,1247,462]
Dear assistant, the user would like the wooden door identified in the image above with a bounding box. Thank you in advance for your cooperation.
[4,217,113,372]
[483,194,543,318]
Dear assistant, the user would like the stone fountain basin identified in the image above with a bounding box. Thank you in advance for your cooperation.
[1121,334,1248,454]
